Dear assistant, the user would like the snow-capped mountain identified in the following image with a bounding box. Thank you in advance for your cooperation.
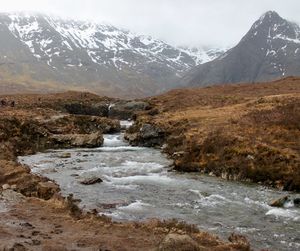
[0,12,224,97]
[183,11,300,87]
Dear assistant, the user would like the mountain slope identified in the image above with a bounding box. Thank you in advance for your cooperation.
[183,11,300,87]
[0,12,224,97]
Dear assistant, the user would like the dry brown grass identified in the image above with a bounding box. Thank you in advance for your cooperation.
[137,77,300,191]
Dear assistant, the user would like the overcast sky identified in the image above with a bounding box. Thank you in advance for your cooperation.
[1,0,300,47]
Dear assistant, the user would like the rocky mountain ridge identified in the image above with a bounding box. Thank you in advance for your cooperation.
[183,11,300,87]
[0,12,225,97]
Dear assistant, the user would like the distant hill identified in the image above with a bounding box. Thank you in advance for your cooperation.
[182,11,300,87]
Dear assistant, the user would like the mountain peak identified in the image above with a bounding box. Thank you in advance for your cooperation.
[183,11,300,87]
[259,11,281,22]
[253,11,286,31]
[242,10,300,44]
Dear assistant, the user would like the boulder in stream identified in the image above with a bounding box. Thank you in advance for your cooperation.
[294,198,300,207]
[80,177,103,185]
[269,195,290,207]
[58,153,71,158]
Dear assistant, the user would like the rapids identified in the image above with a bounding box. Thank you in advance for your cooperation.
[19,121,300,251]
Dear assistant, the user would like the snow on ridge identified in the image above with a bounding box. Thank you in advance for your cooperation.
[274,34,300,44]
[249,12,300,60]
[140,36,155,46]
[7,14,45,59]
[180,46,228,64]
[4,12,225,71]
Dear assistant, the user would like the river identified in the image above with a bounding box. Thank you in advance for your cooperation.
[19,121,300,251]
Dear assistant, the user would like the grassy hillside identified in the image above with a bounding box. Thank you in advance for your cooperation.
[131,77,300,191]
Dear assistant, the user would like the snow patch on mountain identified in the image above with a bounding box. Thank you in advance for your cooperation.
[179,46,228,65]
[5,12,226,72]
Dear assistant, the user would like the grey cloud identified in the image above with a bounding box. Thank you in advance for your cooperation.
[1,0,300,47]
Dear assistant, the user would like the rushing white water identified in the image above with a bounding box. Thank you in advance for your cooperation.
[19,124,300,251]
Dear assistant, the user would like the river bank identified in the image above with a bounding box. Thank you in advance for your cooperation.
[19,132,300,250]
[126,77,300,192]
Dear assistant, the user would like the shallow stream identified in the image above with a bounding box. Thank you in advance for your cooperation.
[19,121,300,251]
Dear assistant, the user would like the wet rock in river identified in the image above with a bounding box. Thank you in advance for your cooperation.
[71,166,83,171]
[294,198,300,207]
[80,177,103,185]
[58,153,71,158]
[269,195,290,207]
[98,202,127,209]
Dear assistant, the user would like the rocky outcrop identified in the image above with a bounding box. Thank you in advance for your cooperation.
[0,101,118,198]
[109,101,150,120]
[64,100,150,120]
[0,160,60,199]
[125,123,166,147]
[0,112,121,158]
[50,132,103,148]
[43,115,121,134]
[64,102,109,117]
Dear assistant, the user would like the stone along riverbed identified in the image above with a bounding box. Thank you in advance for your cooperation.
[19,122,300,251]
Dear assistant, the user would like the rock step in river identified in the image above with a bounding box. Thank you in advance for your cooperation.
[19,121,300,251]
